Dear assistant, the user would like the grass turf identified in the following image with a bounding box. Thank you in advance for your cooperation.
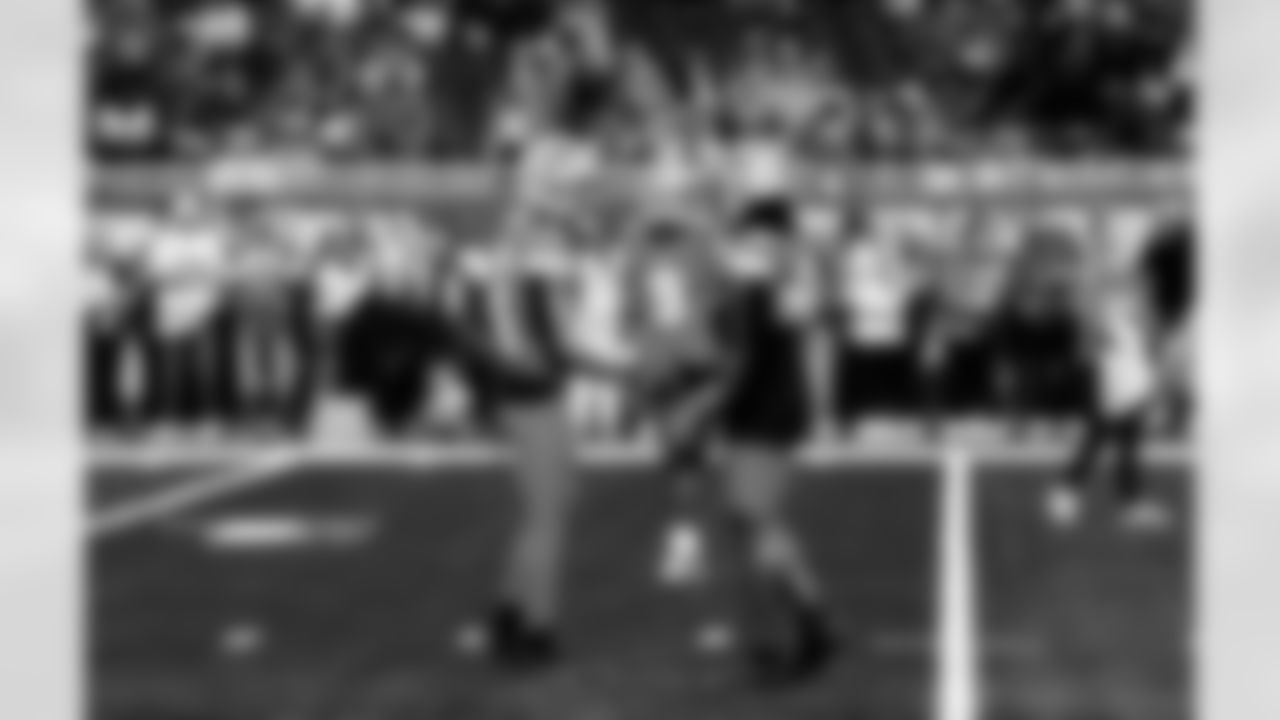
[89,460,1188,720]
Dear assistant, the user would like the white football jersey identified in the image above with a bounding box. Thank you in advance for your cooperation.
[570,251,633,366]
[644,256,695,332]
[232,235,283,290]
[730,136,794,200]
[274,209,338,259]
[841,240,912,347]
[315,253,371,321]
[780,243,830,323]
[723,235,777,282]
[95,210,157,264]
[1103,207,1159,272]
[149,221,226,336]
[366,215,419,287]
[646,139,704,202]
[1098,289,1157,413]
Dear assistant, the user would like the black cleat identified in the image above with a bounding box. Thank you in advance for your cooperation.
[456,604,561,672]
[790,607,839,679]
[745,605,839,688]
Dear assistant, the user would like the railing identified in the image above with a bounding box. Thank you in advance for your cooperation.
[91,161,1190,210]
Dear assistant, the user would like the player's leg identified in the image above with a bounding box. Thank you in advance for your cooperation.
[254,312,284,431]
[219,306,242,430]
[1051,406,1107,527]
[656,424,718,587]
[504,404,576,621]
[1112,412,1143,505]
[188,316,218,437]
[209,303,240,432]
[114,300,149,433]
[880,346,912,429]
[1112,410,1172,531]
[721,446,822,603]
[170,331,202,437]
[834,343,861,440]
[139,302,169,435]
[148,331,176,437]
[650,370,722,586]
[262,309,293,432]
[426,364,471,436]
[637,369,736,658]
[717,442,836,683]
[462,397,578,667]
[803,330,840,443]
[283,292,318,436]
[1159,319,1193,434]
[233,310,263,430]
[941,337,982,432]
[919,333,950,437]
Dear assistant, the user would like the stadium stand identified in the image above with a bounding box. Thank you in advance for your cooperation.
[89,0,1191,161]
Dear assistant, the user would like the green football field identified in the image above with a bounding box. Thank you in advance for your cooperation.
[88,447,1191,720]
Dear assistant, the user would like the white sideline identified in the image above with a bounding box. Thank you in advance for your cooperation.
[89,437,1192,472]
[90,436,1190,541]
[91,451,301,539]
[936,444,978,720]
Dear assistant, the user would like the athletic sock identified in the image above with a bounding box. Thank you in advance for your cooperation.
[754,521,822,608]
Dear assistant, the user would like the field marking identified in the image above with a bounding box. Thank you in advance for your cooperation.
[89,438,1192,473]
[937,444,978,720]
[90,451,302,540]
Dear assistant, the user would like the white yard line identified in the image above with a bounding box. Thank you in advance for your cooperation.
[936,444,979,720]
[91,451,301,540]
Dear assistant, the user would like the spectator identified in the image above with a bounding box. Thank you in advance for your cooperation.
[87,0,1191,160]
[144,194,230,436]
[85,219,153,433]
[1141,212,1193,335]
[992,218,1091,430]
[835,225,920,432]
[225,205,318,433]
[982,0,1186,155]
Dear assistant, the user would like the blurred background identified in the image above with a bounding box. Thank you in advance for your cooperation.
[88,0,1191,160]
[83,0,1195,448]
[87,6,1197,717]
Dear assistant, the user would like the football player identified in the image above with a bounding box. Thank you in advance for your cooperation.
[707,200,839,684]
[628,212,734,592]
[451,206,602,669]
[1050,271,1170,532]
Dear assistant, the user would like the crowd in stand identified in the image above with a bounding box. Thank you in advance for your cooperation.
[90,0,1192,162]
[86,0,1193,445]
[84,194,1193,443]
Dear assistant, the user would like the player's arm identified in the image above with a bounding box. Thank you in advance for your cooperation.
[640,282,748,437]
[431,277,514,377]
[683,277,754,395]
